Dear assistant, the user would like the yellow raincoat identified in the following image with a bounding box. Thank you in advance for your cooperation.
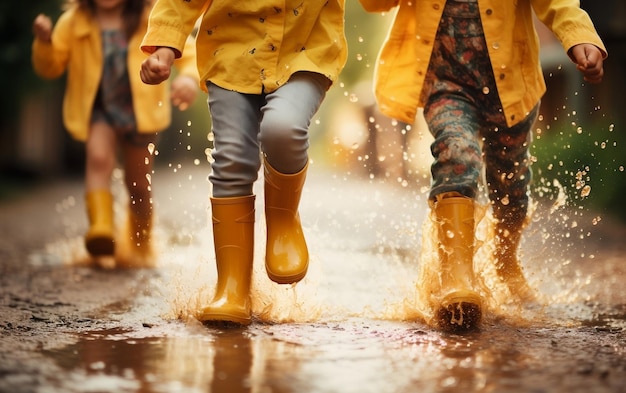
[141,0,347,94]
[32,4,198,142]
[359,0,607,127]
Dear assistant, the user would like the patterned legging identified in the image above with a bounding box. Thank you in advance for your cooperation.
[423,0,538,222]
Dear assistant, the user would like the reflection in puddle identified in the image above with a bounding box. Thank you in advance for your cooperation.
[42,314,625,393]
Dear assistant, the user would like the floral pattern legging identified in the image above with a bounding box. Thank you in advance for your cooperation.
[423,0,538,222]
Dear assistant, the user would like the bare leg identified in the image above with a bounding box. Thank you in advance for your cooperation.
[85,122,117,192]
[83,122,118,257]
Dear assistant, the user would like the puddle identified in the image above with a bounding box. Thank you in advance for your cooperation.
[36,311,625,393]
[4,167,626,393]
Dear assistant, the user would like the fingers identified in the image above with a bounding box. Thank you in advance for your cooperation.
[33,14,52,42]
[140,48,175,85]
[140,55,170,84]
[572,44,604,84]
[170,75,199,111]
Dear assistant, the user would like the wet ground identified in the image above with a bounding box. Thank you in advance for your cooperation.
[0,163,625,393]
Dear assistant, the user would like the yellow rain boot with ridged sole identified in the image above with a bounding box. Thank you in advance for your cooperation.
[198,195,255,326]
[433,193,482,332]
[85,190,115,256]
[264,159,309,284]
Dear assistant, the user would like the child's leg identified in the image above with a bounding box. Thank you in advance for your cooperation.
[208,83,263,198]
[260,72,329,284]
[483,106,538,300]
[120,134,157,260]
[85,122,117,192]
[425,89,483,200]
[423,90,484,332]
[84,122,118,256]
[260,71,330,173]
[200,84,262,325]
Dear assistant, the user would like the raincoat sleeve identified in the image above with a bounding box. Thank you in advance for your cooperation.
[31,12,72,79]
[141,0,207,58]
[358,0,399,13]
[173,34,200,81]
[531,0,607,58]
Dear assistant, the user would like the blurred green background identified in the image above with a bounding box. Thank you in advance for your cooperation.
[1,1,625,221]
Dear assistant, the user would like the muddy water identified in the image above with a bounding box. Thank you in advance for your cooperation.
[2,166,626,393]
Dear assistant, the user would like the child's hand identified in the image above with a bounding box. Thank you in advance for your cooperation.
[170,75,198,111]
[569,44,604,84]
[33,14,52,42]
[140,47,176,85]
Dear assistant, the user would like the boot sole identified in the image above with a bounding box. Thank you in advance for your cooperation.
[435,291,483,333]
[266,266,308,285]
[197,311,251,326]
[86,236,115,256]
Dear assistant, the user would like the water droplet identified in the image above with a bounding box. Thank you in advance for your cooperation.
[356,54,363,61]
[482,86,490,94]
[349,93,359,103]
[580,185,591,197]
[193,159,200,166]
[147,143,155,155]
[145,174,152,185]
[576,127,583,134]
[205,148,215,163]
[501,195,510,205]
[446,230,455,239]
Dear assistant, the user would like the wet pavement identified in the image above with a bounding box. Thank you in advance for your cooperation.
[1,163,625,393]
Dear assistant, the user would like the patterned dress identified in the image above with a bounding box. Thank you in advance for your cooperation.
[91,29,147,143]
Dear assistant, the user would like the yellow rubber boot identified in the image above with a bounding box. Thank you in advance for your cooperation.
[264,159,308,284]
[494,222,535,302]
[198,195,255,326]
[116,206,155,268]
[433,193,482,332]
[85,190,115,256]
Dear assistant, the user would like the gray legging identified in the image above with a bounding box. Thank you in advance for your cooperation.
[207,72,330,198]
